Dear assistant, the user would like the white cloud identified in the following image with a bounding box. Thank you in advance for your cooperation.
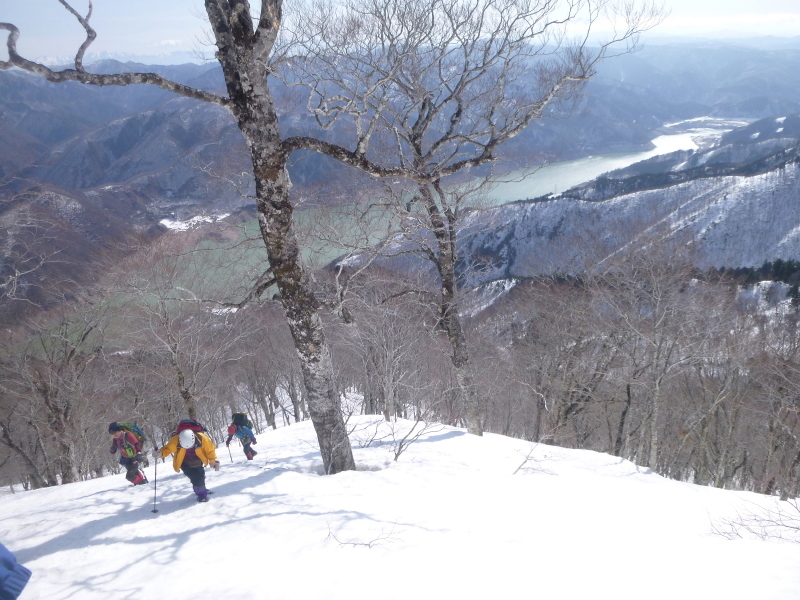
[659,12,800,36]
[156,39,183,47]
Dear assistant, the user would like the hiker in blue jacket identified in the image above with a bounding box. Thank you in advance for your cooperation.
[0,542,31,600]
[225,421,258,460]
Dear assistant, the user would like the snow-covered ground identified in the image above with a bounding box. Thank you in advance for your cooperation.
[3,418,800,599]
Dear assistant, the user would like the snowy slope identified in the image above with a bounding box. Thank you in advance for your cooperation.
[462,161,800,284]
[2,418,800,600]
[457,117,800,285]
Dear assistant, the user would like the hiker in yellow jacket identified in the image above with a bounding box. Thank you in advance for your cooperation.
[153,429,220,502]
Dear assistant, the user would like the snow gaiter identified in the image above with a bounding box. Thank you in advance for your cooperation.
[193,486,208,501]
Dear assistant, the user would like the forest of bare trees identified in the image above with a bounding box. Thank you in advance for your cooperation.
[1,0,662,474]
[2,224,800,500]
[4,0,798,503]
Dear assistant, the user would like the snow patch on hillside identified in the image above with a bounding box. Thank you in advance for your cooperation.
[463,278,518,317]
[160,213,230,231]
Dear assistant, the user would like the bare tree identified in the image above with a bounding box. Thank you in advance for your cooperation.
[0,199,68,317]
[330,273,434,420]
[294,0,663,435]
[744,298,800,499]
[588,242,716,470]
[0,293,115,487]
[111,234,265,425]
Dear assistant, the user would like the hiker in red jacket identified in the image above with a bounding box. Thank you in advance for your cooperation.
[109,422,148,486]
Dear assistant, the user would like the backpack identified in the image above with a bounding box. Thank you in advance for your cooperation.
[173,419,207,436]
[232,412,253,429]
[117,422,146,447]
[117,422,146,457]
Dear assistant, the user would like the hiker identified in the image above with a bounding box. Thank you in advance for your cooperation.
[0,542,32,600]
[109,422,148,486]
[225,417,258,460]
[153,428,220,502]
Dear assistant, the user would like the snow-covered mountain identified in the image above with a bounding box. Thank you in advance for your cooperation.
[2,417,799,599]
[461,115,800,285]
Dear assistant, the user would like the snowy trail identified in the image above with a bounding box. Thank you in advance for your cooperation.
[3,418,800,599]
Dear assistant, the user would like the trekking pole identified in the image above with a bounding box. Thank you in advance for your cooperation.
[151,457,159,514]
[228,444,233,463]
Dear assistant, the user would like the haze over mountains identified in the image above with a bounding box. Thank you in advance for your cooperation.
[3,38,800,308]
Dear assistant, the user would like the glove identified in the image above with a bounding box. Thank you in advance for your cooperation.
[225,440,230,447]
[251,440,257,445]
[152,449,161,457]
[213,460,220,472]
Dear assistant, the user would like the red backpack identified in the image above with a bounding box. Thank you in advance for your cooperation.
[172,419,206,436]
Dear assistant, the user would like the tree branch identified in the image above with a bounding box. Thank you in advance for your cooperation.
[0,21,231,108]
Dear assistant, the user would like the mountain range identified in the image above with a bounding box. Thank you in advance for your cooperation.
[460,113,800,289]
[3,39,800,312]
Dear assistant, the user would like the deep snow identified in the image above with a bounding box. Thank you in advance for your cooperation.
[3,417,800,599]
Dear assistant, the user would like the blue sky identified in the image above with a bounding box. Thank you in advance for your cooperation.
[2,1,209,61]
[2,0,799,62]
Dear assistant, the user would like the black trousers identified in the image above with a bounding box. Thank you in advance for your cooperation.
[242,441,255,458]
[120,455,144,482]
[181,463,206,489]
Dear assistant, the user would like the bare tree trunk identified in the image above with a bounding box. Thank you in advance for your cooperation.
[614,384,634,456]
[0,424,49,488]
[648,381,662,470]
[40,386,78,484]
[206,3,354,474]
[287,372,305,423]
[422,184,483,436]
[263,384,278,429]
[252,167,353,472]
[713,405,739,488]
[365,346,379,416]
[172,356,198,421]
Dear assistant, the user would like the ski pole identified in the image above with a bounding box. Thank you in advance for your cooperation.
[151,457,159,514]
[228,444,233,463]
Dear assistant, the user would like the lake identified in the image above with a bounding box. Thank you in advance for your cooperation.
[488,119,747,204]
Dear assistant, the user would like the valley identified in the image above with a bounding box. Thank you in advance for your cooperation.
[4,3,800,598]
[3,26,800,515]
